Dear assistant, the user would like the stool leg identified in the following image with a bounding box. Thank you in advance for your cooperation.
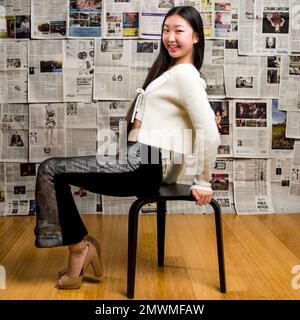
[127,199,145,299]
[157,200,166,266]
[210,199,226,293]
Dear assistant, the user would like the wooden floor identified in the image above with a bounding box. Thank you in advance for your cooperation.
[1,213,300,300]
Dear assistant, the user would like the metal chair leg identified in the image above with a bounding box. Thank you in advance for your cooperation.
[157,200,166,266]
[127,198,146,299]
[210,199,226,293]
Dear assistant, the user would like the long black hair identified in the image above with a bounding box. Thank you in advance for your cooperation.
[126,6,205,127]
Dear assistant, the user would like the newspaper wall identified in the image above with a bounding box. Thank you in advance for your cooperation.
[0,0,300,216]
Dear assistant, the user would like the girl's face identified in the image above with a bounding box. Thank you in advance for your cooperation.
[162,15,199,66]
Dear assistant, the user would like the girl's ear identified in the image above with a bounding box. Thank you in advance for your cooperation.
[193,32,199,44]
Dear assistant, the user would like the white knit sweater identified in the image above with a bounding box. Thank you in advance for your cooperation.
[130,63,220,192]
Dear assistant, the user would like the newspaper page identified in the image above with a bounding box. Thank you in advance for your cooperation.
[260,55,281,98]
[290,0,300,54]
[66,101,97,157]
[29,103,66,162]
[0,0,30,39]
[139,0,172,39]
[278,55,300,110]
[130,39,160,97]
[31,0,67,39]
[209,99,233,157]
[64,39,94,102]
[94,38,131,100]
[270,99,294,158]
[97,100,130,156]
[286,110,300,139]
[4,163,36,216]
[224,57,261,98]
[289,140,300,198]
[0,40,28,103]
[233,99,271,158]
[94,65,130,100]
[253,0,290,56]
[71,186,98,213]
[103,0,139,38]
[233,158,275,214]
[1,103,28,162]
[212,0,239,39]
[199,0,213,39]
[66,128,97,156]
[95,39,131,67]
[267,157,298,213]
[0,163,5,215]
[68,0,102,38]
[202,39,226,98]
[66,102,97,128]
[28,40,64,103]
[102,195,136,215]
[238,0,255,55]
[209,157,235,213]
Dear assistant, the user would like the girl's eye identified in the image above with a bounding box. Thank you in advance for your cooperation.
[176,30,184,33]
[163,29,169,33]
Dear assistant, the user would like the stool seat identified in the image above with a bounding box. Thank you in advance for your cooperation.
[127,183,226,298]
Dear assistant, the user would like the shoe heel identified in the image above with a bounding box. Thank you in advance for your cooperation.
[91,255,103,278]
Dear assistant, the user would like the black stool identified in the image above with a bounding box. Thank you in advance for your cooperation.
[127,183,226,298]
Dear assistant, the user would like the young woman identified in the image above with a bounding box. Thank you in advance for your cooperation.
[34,5,220,289]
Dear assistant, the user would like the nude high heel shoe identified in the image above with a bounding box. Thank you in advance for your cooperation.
[57,235,103,279]
[57,239,102,290]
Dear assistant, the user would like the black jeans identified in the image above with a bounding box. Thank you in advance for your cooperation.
[34,142,162,247]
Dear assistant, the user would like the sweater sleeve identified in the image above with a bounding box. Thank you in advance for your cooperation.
[172,67,221,192]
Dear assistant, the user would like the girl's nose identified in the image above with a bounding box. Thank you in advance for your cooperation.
[168,32,175,42]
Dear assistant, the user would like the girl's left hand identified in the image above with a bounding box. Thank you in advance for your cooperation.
[191,189,212,206]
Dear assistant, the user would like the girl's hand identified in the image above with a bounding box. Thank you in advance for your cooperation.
[191,189,212,206]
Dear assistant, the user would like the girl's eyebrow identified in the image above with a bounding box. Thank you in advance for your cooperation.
[163,24,185,28]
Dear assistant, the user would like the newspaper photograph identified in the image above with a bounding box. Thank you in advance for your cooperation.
[271,98,294,158]
[234,158,274,214]
[64,39,94,102]
[253,0,290,56]
[233,99,271,158]
[0,0,30,39]
[28,40,64,102]
[199,0,213,39]
[209,99,233,157]
[29,103,66,162]
[31,0,67,39]
[103,0,139,38]
[68,0,102,38]
[278,55,300,110]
